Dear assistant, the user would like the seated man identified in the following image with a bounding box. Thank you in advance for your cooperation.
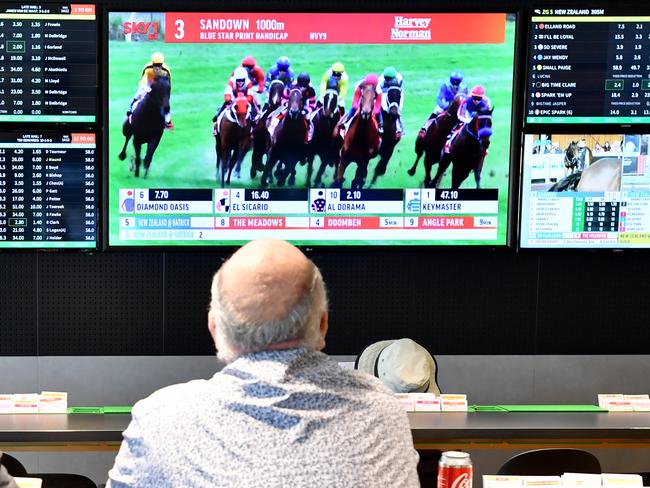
[107,239,419,488]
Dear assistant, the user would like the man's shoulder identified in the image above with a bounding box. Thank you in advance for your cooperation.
[131,378,214,418]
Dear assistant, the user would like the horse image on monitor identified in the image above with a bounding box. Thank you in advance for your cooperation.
[303,88,342,187]
[408,95,462,187]
[261,88,308,188]
[431,105,493,189]
[371,85,403,185]
[214,95,253,187]
[118,75,170,178]
[334,84,381,189]
[251,79,285,180]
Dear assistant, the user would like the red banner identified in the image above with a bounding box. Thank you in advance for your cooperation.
[164,13,506,44]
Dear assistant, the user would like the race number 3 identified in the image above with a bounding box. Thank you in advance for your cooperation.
[174,19,185,39]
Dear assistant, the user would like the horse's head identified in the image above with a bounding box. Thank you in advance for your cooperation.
[360,84,376,120]
[444,95,463,122]
[268,79,284,108]
[472,105,493,151]
[150,75,171,110]
[386,86,402,116]
[323,89,338,118]
[287,88,302,119]
[232,95,249,127]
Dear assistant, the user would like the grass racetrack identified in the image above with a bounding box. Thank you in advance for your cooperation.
[108,19,515,245]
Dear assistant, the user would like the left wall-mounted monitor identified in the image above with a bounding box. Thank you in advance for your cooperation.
[0,3,97,123]
[0,131,98,249]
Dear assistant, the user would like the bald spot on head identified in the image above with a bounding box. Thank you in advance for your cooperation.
[217,239,316,325]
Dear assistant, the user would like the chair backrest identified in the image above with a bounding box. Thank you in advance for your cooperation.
[0,453,28,477]
[30,473,97,488]
[497,449,601,476]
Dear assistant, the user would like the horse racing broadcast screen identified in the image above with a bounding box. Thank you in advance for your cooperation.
[107,12,516,247]
[525,7,650,125]
[520,133,650,248]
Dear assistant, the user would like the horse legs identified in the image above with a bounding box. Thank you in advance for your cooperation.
[423,150,436,188]
[226,149,238,185]
[261,150,277,188]
[408,136,425,176]
[314,155,328,187]
[305,154,314,187]
[133,141,143,178]
[333,155,348,188]
[432,153,452,188]
[352,161,368,190]
[372,143,395,185]
[118,121,133,161]
[473,155,485,189]
[451,160,473,190]
[143,137,161,178]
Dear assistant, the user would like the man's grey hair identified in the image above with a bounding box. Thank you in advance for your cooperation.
[210,263,328,363]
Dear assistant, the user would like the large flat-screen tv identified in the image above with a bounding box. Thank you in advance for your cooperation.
[520,133,650,249]
[106,11,516,247]
[525,6,650,125]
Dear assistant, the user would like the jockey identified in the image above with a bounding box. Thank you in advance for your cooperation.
[128,51,173,129]
[284,72,317,115]
[457,84,491,123]
[319,61,349,114]
[436,71,468,114]
[445,84,492,153]
[240,55,265,116]
[418,71,469,137]
[265,56,295,91]
[378,66,404,134]
[339,73,383,133]
[212,66,253,123]
[268,72,316,143]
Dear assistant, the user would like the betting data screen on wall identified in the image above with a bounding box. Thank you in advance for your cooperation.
[526,7,650,125]
[108,12,515,247]
[520,133,650,248]
[0,131,98,248]
[0,3,97,122]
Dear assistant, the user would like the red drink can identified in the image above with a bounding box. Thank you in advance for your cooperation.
[437,451,473,488]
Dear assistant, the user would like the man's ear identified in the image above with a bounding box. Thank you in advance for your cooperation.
[208,311,217,343]
[317,310,329,351]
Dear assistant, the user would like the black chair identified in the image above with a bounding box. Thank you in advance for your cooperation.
[497,449,601,476]
[0,452,28,477]
[28,473,98,488]
[417,449,442,487]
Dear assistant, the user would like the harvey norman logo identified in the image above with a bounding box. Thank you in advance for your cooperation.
[391,16,432,40]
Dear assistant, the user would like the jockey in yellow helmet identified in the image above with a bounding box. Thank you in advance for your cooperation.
[319,61,349,115]
[128,51,174,129]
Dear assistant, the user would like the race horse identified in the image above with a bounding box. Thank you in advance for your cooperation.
[251,79,285,180]
[549,157,621,192]
[303,89,342,187]
[118,75,170,178]
[214,96,252,187]
[261,88,308,187]
[564,140,593,175]
[371,85,403,185]
[334,84,381,189]
[408,95,462,187]
[431,105,493,189]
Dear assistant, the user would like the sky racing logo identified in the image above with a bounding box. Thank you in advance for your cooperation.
[123,21,159,40]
